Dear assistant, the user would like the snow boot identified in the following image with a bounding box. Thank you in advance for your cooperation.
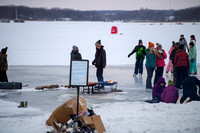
[24,101,28,108]
[18,101,24,108]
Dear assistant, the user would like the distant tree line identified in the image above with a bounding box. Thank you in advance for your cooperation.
[0,5,200,22]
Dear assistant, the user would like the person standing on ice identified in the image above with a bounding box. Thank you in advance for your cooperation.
[70,45,82,60]
[161,80,179,103]
[0,47,8,82]
[174,44,190,89]
[166,41,175,74]
[145,42,156,90]
[179,34,189,52]
[92,40,106,88]
[154,43,167,85]
[170,42,180,87]
[189,35,197,75]
[128,39,146,76]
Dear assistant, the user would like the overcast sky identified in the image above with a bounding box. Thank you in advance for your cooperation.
[0,0,200,10]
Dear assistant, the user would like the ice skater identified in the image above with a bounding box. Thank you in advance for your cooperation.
[70,45,82,60]
[128,39,146,76]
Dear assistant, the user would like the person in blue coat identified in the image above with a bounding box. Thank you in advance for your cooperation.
[145,42,156,90]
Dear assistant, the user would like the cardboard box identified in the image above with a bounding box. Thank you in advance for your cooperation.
[46,97,87,126]
[82,115,106,133]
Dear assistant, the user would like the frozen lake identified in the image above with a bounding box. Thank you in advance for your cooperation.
[0,21,200,133]
[0,21,200,65]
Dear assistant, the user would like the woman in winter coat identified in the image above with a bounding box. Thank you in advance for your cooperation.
[154,43,167,85]
[152,77,166,101]
[166,41,175,74]
[145,42,156,89]
[161,80,179,103]
[0,47,8,82]
[189,35,197,75]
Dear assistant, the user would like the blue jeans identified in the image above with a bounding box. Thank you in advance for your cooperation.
[96,68,104,82]
[146,67,154,89]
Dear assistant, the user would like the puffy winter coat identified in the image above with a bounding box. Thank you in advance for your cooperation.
[92,46,106,68]
[71,50,82,60]
[152,77,166,99]
[174,50,190,67]
[0,54,8,71]
[145,48,156,68]
[154,48,167,67]
[161,85,179,103]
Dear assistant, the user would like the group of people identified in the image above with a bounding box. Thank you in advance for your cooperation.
[128,34,199,103]
[128,34,197,90]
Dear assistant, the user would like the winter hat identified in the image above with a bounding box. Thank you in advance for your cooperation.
[179,44,184,50]
[175,42,180,48]
[156,43,162,47]
[148,42,154,48]
[95,40,101,47]
[138,39,143,44]
[168,80,173,85]
[72,45,78,50]
[1,47,8,54]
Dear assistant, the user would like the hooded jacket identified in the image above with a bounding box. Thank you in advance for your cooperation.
[92,46,106,68]
[0,54,8,71]
[161,85,179,103]
[70,50,82,60]
[152,77,166,99]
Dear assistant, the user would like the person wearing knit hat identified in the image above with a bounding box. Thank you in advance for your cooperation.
[161,80,179,103]
[128,39,146,76]
[92,40,106,88]
[154,43,167,85]
[145,42,156,90]
[71,45,82,61]
[0,47,8,82]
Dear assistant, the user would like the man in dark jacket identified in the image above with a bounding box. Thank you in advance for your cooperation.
[128,39,146,76]
[0,47,8,82]
[70,45,82,60]
[174,44,190,89]
[92,40,106,87]
[180,76,200,103]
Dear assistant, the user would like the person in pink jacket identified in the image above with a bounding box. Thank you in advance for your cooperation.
[166,41,175,74]
[161,80,179,103]
[154,43,167,85]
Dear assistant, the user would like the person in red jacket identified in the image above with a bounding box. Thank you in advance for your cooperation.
[161,80,179,103]
[174,44,190,89]
[154,43,167,85]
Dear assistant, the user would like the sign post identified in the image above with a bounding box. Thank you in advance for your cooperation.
[69,60,89,117]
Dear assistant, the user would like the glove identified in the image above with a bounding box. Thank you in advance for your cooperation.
[92,60,96,65]
[191,58,194,63]
[128,54,131,58]
[158,50,163,55]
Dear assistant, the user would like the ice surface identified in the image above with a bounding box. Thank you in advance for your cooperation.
[0,21,200,133]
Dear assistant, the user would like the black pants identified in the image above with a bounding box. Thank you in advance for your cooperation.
[134,59,144,75]
[154,67,164,85]
[0,70,8,82]
[176,66,188,89]
[146,67,155,89]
